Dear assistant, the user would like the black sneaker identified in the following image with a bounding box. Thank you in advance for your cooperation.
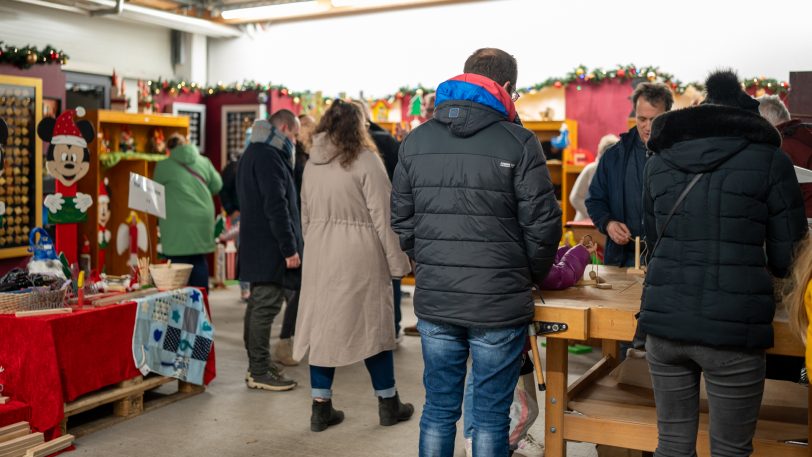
[246,367,297,391]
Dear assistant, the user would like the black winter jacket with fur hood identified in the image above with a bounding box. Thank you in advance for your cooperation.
[639,104,807,349]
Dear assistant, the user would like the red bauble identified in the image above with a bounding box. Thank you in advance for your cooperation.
[554,81,563,88]
[616,69,625,78]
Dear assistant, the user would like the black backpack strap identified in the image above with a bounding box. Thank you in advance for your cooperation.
[651,173,704,256]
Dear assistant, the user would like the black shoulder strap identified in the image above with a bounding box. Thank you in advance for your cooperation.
[651,173,704,256]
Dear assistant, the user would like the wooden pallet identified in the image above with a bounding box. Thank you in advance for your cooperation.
[0,422,73,457]
[60,375,204,438]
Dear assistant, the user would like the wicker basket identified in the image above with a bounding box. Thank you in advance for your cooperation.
[0,287,68,314]
[149,263,193,291]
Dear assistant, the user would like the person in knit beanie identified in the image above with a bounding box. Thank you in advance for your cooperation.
[639,69,807,456]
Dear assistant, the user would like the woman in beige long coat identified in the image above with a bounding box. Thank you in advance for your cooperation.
[293,100,414,432]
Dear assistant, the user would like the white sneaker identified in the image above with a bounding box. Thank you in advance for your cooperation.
[515,434,545,457]
[395,329,404,345]
[464,437,472,457]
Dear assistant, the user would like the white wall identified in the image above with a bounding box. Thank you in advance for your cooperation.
[0,0,174,79]
[208,0,812,97]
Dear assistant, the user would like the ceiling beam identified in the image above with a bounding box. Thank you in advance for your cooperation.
[218,0,490,25]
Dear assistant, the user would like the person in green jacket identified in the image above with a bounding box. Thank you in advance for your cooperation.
[153,134,223,292]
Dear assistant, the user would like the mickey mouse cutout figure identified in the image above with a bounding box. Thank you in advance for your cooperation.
[37,107,95,223]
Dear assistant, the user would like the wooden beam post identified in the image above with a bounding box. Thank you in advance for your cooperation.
[545,338,569,457]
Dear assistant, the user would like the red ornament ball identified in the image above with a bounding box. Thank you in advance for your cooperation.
[554,81,563,88]
[616,69,626,78]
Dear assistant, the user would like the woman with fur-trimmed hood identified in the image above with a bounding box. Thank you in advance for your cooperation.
[639,70,807,456]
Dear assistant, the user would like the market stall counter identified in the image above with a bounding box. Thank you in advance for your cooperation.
[535,267,808,457]
[0,290,216,440]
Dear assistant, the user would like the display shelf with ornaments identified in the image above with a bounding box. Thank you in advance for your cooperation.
[76,110,188,276]
[0,75,44,259]
[524,120,580,226]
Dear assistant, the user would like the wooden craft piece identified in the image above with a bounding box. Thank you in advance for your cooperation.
[0,396,8,405]
[0,432,43,457]
[23,434,73,457]
[14,308,72,317]
[91,288,157,307]
[627,236,647,276]
[0,423,28,444]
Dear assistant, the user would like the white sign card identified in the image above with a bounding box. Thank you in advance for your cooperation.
[128,172,166,219]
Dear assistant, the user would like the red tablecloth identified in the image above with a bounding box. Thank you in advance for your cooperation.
[0,401,31,427]
[0,295,216,439]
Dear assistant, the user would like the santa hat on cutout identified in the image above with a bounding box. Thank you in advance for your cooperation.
[99,177,110,203]
[51,107,87,148]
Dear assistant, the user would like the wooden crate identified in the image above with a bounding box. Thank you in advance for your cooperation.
[60,374,204,437]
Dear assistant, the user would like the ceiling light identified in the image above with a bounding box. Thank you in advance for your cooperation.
[331,0,406,6]
[221,1,323,20]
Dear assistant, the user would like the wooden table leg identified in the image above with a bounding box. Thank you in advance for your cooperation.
[545,338,568,457]
[601,340,619,361]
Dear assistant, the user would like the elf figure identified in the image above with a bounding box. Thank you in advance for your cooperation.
[98,178,112,271]
[36,108,95,224]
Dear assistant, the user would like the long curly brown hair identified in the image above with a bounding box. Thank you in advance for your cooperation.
[315,99,377,169]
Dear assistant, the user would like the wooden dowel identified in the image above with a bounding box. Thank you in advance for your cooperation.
[14,308,72,317]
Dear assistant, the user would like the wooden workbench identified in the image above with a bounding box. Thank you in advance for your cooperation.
[534,266,809,457]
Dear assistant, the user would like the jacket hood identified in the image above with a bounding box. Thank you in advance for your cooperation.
[433,73,517,138]
[170,143,199,165]
[779,120,812,148]
[648,104,782,173]
[309,132,340,165]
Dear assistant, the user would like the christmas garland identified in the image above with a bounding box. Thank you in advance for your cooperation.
[145,78,314,102]
[0,42,68,69]
[143,65,791,102]
[393,65,790,98]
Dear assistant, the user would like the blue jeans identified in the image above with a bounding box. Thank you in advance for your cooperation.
[393,279,402,334]
[310,350,397,399]
[166,254,209,293]
[418,319,527,457]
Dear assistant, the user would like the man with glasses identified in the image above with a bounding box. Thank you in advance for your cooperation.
[391,48,561,457]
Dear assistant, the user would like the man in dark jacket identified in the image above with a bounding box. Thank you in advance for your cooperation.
[391,48,561,457]
[640,70,807,456]
[586,83,673,266]
[238,110,302,392]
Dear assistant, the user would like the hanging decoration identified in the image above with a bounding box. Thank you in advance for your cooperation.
[0,42,68,69]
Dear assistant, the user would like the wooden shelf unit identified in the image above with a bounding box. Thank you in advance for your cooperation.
[77,111,189,275]
[524,120,580,225]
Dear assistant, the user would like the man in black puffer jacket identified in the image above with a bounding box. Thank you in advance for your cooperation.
[640,70,807,457]
[391,48,561,457]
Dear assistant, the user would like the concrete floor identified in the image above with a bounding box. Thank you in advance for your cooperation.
[73,286,602,457]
